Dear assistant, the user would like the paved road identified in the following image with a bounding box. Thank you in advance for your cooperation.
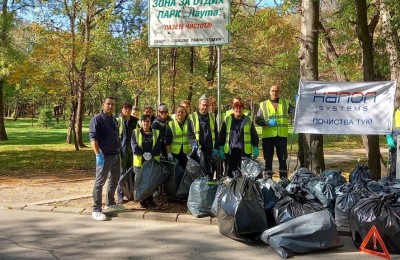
[0,209,390,260]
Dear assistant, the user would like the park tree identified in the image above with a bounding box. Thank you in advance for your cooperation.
[296,0,325,174]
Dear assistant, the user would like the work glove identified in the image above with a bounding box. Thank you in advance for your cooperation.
[386,135,396,149]
[212,148,218,157]
[253,146,259,159]
[96,153,104,167]
[218,146,225,160]
[192,145,198,154]
[167,152,174,162]
[143,152,152,161]
[267,118,277,126]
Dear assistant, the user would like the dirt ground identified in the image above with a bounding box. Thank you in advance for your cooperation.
[0,169,188,214]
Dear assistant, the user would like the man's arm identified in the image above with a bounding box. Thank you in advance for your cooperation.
[255,108,267,126]
[91,140,101,155]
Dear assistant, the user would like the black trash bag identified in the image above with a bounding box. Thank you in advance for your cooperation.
[258,177,287,210]
[335,190,362,227]
[176,150,205,199]
[312,179,337,210]
[366,180,383,193]
[321,169,347,188]
[335,183,353,196]
[261,210,343,259]
[290,167,316,186]
[187,177,218,217]
[119,167,135,201]
[134,159,171,202]
[273,195,324,224]
[161,159,185,201]
[211,182,229,217]
[288,182,316,201]
[240,157,263,178]
[349,165,370,184]
[350,194,400,254]
[278,177,290,188]
[378,176,400,186]
[218,176,268,242]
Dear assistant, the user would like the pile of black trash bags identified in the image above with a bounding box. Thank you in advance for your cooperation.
[120,154,400,258]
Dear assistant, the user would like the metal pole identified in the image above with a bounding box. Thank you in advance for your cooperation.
[157,48,162,105]
[216,46,222,179]
[287,130,295,173]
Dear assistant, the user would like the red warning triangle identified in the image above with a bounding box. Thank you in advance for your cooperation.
[359,225,391,259]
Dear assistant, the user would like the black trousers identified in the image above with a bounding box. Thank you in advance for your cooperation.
[390,147,397,176]
[225,148,250,178]
[172,147,189,170]
[262,136,288,178]
[201,147,215,180]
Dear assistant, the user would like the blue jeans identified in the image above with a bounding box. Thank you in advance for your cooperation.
[92,154,120,212]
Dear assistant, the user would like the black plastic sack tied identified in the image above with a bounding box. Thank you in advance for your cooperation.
[134,159,171,202]
[289,167,316,187]
[160,159,185,201]
[261,210,343,259]
[273,185,324,224]
[187,177,218,217]
[349,165,370,184]
[218,176,268,242]
[119,167,135,200]
[321,169,346,188]
[350,193,400,254]
[176,150,205,199]
[240,157,263,178]
[211,182,229,217]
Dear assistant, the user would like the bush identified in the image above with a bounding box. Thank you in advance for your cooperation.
[37,107,52,128]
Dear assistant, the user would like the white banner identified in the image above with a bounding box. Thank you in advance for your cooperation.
[148,0,230,47]
[293,81,396,134]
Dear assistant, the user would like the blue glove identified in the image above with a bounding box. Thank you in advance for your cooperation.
[218,147,225,160]
[253,146,259,159]
[268,118,277,126]
[212,148,218,157]
[386,135,396,149]
[96,153,104,167]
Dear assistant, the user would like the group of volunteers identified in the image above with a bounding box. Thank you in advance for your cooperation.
[88,85,294,221]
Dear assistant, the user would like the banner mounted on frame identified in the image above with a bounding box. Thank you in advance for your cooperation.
[293,81,397,135]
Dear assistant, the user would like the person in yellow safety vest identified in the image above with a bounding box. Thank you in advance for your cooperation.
[165,106,197,170]
[255,85,294,179]
[131,114,162,207]
[386,105,400,176]
[116,103,139,204]
[218,99,259,178]
[170,100,193,120]
[191,94,219,179]
[223,97,251,120]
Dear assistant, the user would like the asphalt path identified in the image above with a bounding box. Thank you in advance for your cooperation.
[0,209,390,260]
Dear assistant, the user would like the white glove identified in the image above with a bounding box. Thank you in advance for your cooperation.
[143,152,152,161]
[167,153,174,162]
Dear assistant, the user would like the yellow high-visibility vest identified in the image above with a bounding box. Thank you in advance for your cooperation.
[191,112,216,149]
[223,115,252,155]
[168,119,190,154]
[260,99,289,138]
[395,109,400,129]
[133,128,160,167]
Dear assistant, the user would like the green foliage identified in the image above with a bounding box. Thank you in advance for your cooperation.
[37,107,52,128]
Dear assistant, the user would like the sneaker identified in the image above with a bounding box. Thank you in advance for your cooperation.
[92,212,107,221]
[105,204,125,211]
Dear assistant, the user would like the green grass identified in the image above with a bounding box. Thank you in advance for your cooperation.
[0,117,94,178]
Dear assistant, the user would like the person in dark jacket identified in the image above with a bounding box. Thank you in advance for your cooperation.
[116,103,139,204]
[191,94,219,179]
[151,103,171,158]
[165,105,197,169]
[219,99,259,177]
[89,97,124,221]
[131,114,162,207]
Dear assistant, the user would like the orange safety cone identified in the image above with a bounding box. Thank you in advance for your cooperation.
[359,225,391,259]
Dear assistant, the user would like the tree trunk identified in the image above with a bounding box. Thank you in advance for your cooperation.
[381,0,400,106]
[75,85,86,148]
[298,0,324,174]
[188,47,195,102]
[354,0,381,180]
[0,79,7,140]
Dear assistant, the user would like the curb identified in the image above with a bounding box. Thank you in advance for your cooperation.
[0,203,351,236]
